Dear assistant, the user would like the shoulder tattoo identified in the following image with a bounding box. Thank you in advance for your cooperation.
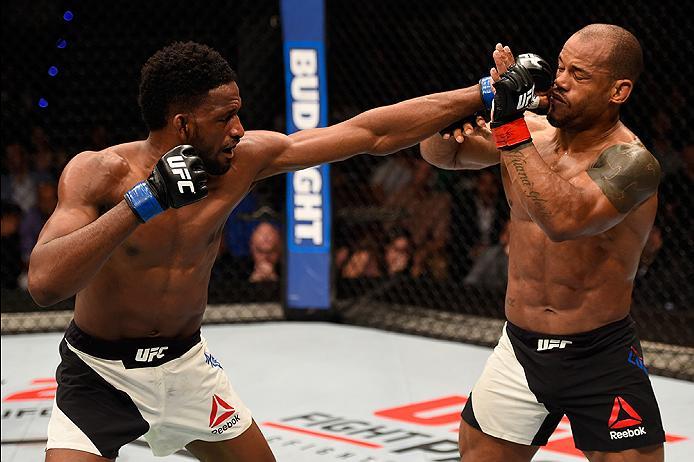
[587,143,661,213]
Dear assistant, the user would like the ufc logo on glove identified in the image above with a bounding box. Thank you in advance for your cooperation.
[166,156,196,193]
[516,85,536,110]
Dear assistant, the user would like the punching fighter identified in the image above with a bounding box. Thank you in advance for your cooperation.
[29,41,492,461]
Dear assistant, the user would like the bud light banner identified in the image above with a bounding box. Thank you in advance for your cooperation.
[281,0,331,311]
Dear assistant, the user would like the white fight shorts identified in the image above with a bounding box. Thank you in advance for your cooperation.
[46,320,252,458]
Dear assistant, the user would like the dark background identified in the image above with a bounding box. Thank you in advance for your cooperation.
[2,2,692,355]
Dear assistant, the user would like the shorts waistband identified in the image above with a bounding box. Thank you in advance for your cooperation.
[505,315,634,349]
[65,320,201,366]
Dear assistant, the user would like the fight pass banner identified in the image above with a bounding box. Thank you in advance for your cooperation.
[281,0,332,313]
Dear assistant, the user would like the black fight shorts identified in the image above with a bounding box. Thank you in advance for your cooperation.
[462,316,665,452]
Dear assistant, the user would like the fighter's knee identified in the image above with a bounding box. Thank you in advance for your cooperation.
[583,443,664,462]
[458,419,480,461]
[458,446,496,462]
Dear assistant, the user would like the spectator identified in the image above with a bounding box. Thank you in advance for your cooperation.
[450,170,508,279]
[369,155,414,204]
[653,142,694,309]
[19,181,58,265]
[464,220,510,289]
[1,201,23,289]
[249,222,282,282]
[648,109,680,175]
[223,192,260,257]
[339,237,381,279]
[660,142,693,228]
[387,159,451,279]
[1,143,38,213]
[29,126,58,183]
[383,227,413,276]
[469,170,507,258]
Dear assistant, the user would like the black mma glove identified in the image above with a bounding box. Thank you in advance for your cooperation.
[490,63,535,150]
[516,53,553,113]
[124,145,208,223]
[481,52,553,110]
[442,52,552,139]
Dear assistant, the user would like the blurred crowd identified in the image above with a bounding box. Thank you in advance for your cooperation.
[1,115,692,310]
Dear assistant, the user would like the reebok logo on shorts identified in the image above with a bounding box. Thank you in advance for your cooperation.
[209,394,235,427]
[209,394,241,434]
[536,339,572,351]
[609,396,645,440]
[608,396,642,429]
[610,427,646,440]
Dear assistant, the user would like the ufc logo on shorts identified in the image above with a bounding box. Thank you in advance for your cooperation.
[537,339,572,351]
[166,156,196,194]
[135,346,169,362]
[516,85,536,110]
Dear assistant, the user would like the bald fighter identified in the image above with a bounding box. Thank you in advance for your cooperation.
[420,25,665,461]
[29,42,486,461]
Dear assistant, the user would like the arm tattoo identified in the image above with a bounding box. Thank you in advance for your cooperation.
[507,151,553,217]
[587,142,661,213]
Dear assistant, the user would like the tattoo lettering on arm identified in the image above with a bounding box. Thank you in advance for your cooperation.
[587,143,661,213]
[507,152,553,218]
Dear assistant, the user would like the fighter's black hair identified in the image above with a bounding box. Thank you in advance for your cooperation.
[138,41,236,130]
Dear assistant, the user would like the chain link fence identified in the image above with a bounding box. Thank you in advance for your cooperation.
[2,1,692,378]
[326,0,693,379]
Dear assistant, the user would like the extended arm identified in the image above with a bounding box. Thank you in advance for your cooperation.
[420,117,500,170]
[420,52,553,171]
[255,85,485,179]
[419,113,550,170]
[28,153,140,306]
[502,142,660,241]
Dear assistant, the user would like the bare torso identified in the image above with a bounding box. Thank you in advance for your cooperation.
[74,136,271,340]
[501,119,657,334]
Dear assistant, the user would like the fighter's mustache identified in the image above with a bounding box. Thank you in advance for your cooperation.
[550,89,568,105]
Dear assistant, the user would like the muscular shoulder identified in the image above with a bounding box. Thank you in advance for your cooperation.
[586,141,661,213]
[234,130,291,175]
[67,148,130,173]
[237,130,290,154]
[59,148,131,204]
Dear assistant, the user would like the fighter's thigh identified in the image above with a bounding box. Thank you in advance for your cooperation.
[458,419,539,462]
[185,420,275,462]
[583,443,663,462]
[45,448,113,462]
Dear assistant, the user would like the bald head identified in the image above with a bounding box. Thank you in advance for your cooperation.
[251,222,280,248]
[572,24,643,82]
[251,222,281,263]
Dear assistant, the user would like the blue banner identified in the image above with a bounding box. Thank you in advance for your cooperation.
[281,0,331,310]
